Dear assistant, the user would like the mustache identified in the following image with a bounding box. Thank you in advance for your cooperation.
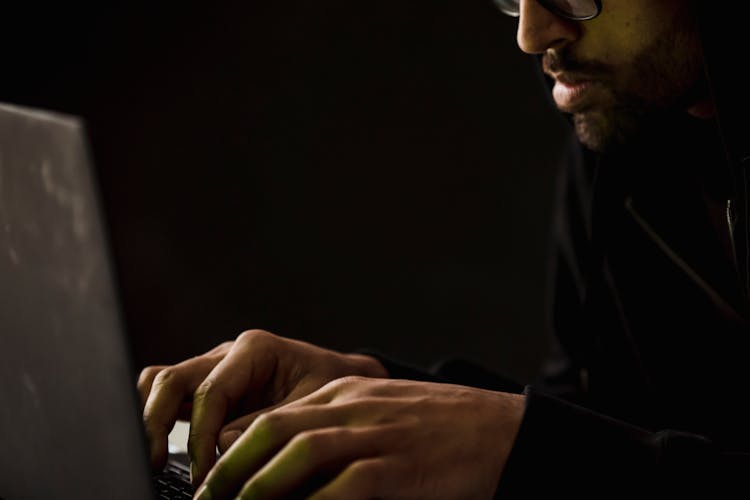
[542,50,611,79]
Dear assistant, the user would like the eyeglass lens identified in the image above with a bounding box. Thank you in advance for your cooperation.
[494,0,598,20]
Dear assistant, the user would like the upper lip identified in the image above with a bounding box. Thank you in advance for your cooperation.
[548,72,593,85]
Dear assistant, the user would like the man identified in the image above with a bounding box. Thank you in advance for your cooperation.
[139,0,750,497]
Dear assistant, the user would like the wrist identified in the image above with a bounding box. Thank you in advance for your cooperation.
[489,391,527,476]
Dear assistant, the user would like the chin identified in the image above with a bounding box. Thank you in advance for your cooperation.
[574,112,612,152]
[573,109,640,153]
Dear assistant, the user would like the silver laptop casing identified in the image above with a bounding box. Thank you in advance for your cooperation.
[0,103,154,499]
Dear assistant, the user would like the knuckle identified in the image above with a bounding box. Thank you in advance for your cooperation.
[142,410,165,433]
[138,365,161,381]
[236,329,274,346]
[142,411,155,427]
[208,344,233,363]
[349,459,382,484]
[340,375,367,385]
[290,429,328,455]
[327,375,367,391]
[137,366,162,389]
[207,340,233,353]
[152,367,181,389]
[187,426,208,443]
[253,411,283,436]
[193,378,217,402]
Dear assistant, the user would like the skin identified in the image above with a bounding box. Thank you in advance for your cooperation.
[195,377,523,499]
[138,331,389,482]
[139,331,525,499]
[139,1,709,498]
[520,0,708,151]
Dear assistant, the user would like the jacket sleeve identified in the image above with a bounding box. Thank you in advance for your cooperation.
[495,385,750,498]
[356,349,525,394]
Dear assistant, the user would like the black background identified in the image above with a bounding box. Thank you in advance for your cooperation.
[2,0,568,384]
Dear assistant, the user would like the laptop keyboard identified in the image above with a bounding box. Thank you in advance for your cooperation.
[153,462,194,499]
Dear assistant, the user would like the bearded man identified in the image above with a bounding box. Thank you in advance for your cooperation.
[140,1,750,497]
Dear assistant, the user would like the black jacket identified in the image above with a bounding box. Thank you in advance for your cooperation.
[501,6,750,496]
[368,3,750,497]
[496,113,750,497]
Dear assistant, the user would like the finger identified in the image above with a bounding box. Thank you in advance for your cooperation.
[195,404,360,499]
[309,457,395,500]
[188,331,282,486]
[142,355,225,470]
[235,425,402,500]
[217,380,419,455]
[216,378,342,453]
[137,342,233,410]
[217,404,284,454]
[137,365,168,409]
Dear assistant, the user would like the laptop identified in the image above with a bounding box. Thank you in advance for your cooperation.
[0,103,192,499]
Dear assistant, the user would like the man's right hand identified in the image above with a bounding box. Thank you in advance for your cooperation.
[137,330,388,487]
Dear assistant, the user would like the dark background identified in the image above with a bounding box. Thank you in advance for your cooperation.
[2,0,568,384]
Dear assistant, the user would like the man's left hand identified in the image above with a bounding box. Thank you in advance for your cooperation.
[194,376,525,499]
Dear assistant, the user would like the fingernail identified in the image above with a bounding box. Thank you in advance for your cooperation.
[194,485,212,500]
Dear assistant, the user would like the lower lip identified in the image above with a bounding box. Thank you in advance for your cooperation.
[553,80,595,111]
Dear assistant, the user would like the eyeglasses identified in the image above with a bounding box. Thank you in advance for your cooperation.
[494,0,602,21]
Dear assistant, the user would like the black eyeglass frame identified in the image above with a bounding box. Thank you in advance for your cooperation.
[500,0,603,21]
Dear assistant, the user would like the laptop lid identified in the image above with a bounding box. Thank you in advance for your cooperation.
[0,103,154,499]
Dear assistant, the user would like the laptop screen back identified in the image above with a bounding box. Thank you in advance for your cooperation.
[0,103,153,499]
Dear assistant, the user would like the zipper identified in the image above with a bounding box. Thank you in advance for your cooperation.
[727,198,739,270]
[625,196,745,324]
[742,166,750,299]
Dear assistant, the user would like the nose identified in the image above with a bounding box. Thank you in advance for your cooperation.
[516,0,581,54]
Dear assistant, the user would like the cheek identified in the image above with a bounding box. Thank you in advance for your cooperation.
[598,25,648,66]
[582,4,663,67]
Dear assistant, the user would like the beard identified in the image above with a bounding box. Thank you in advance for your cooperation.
[544,9,706,152]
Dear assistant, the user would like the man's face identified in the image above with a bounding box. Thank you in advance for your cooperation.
[517,0,706,152]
